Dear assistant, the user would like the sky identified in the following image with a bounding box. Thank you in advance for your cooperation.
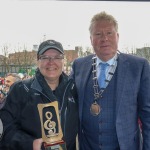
[0,1,150,55]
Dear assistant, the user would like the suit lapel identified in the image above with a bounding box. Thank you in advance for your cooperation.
[116,54,130,116]
[79,56,93,120]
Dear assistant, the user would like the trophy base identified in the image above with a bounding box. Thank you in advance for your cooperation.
[44,141,66,150]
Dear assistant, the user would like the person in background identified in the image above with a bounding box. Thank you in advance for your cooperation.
[0,84,5,110]
[5,73,21,91]
[0,40,78,150]
[18,73,24,80]
[0,73,21,109]
[70,11,150,150]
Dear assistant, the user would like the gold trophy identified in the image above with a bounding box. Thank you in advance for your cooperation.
[38,101,66,150]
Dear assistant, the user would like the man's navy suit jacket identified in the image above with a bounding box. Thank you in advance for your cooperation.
[71,53,150,150]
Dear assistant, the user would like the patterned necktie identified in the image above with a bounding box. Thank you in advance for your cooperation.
[98,63,108,88]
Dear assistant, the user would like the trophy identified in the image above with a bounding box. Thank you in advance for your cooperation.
[38,101,66,150]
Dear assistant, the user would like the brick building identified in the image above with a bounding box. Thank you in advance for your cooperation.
[0,48,79,76]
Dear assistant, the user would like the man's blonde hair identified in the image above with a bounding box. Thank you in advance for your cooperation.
[89,11,118,34]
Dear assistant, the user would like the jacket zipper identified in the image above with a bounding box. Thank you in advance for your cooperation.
[60,81,72,137]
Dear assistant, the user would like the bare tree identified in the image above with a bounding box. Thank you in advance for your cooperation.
[0,44,10,75]
[84,46,93,56]
[136,47,150,63]
[8,50,37,74]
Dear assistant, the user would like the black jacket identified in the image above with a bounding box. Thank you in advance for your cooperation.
[0,71,78,150]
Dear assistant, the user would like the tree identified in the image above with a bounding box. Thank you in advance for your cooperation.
[136,47,150,63]
[0,44,10,76]
[9,50,37,74]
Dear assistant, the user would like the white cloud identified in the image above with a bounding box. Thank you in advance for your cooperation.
[0,1,150,54]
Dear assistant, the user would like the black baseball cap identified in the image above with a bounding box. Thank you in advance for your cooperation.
[37,40,64,55]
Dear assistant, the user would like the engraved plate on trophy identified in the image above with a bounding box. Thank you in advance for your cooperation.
[38,101,66,150]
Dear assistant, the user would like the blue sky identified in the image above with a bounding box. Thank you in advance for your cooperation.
[0,1,150,54]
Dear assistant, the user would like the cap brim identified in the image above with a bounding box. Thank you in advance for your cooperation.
[38,46,64,55]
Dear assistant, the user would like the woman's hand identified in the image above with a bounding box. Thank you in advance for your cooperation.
[33,138,43,150]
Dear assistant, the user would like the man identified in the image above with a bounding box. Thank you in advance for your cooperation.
[0,73,21,109]
[5,73,21,90]
[0,40,78,150]
[70,11,150,150]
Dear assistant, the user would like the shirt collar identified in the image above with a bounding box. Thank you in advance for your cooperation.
[96,53,117,67]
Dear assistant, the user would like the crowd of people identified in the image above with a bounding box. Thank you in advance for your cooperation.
[0,11,150,150]
[0,73,31,109]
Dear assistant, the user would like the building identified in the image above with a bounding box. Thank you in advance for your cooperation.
[64,48,79,74]
[0,47,79,77]
[0,55,7,77]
